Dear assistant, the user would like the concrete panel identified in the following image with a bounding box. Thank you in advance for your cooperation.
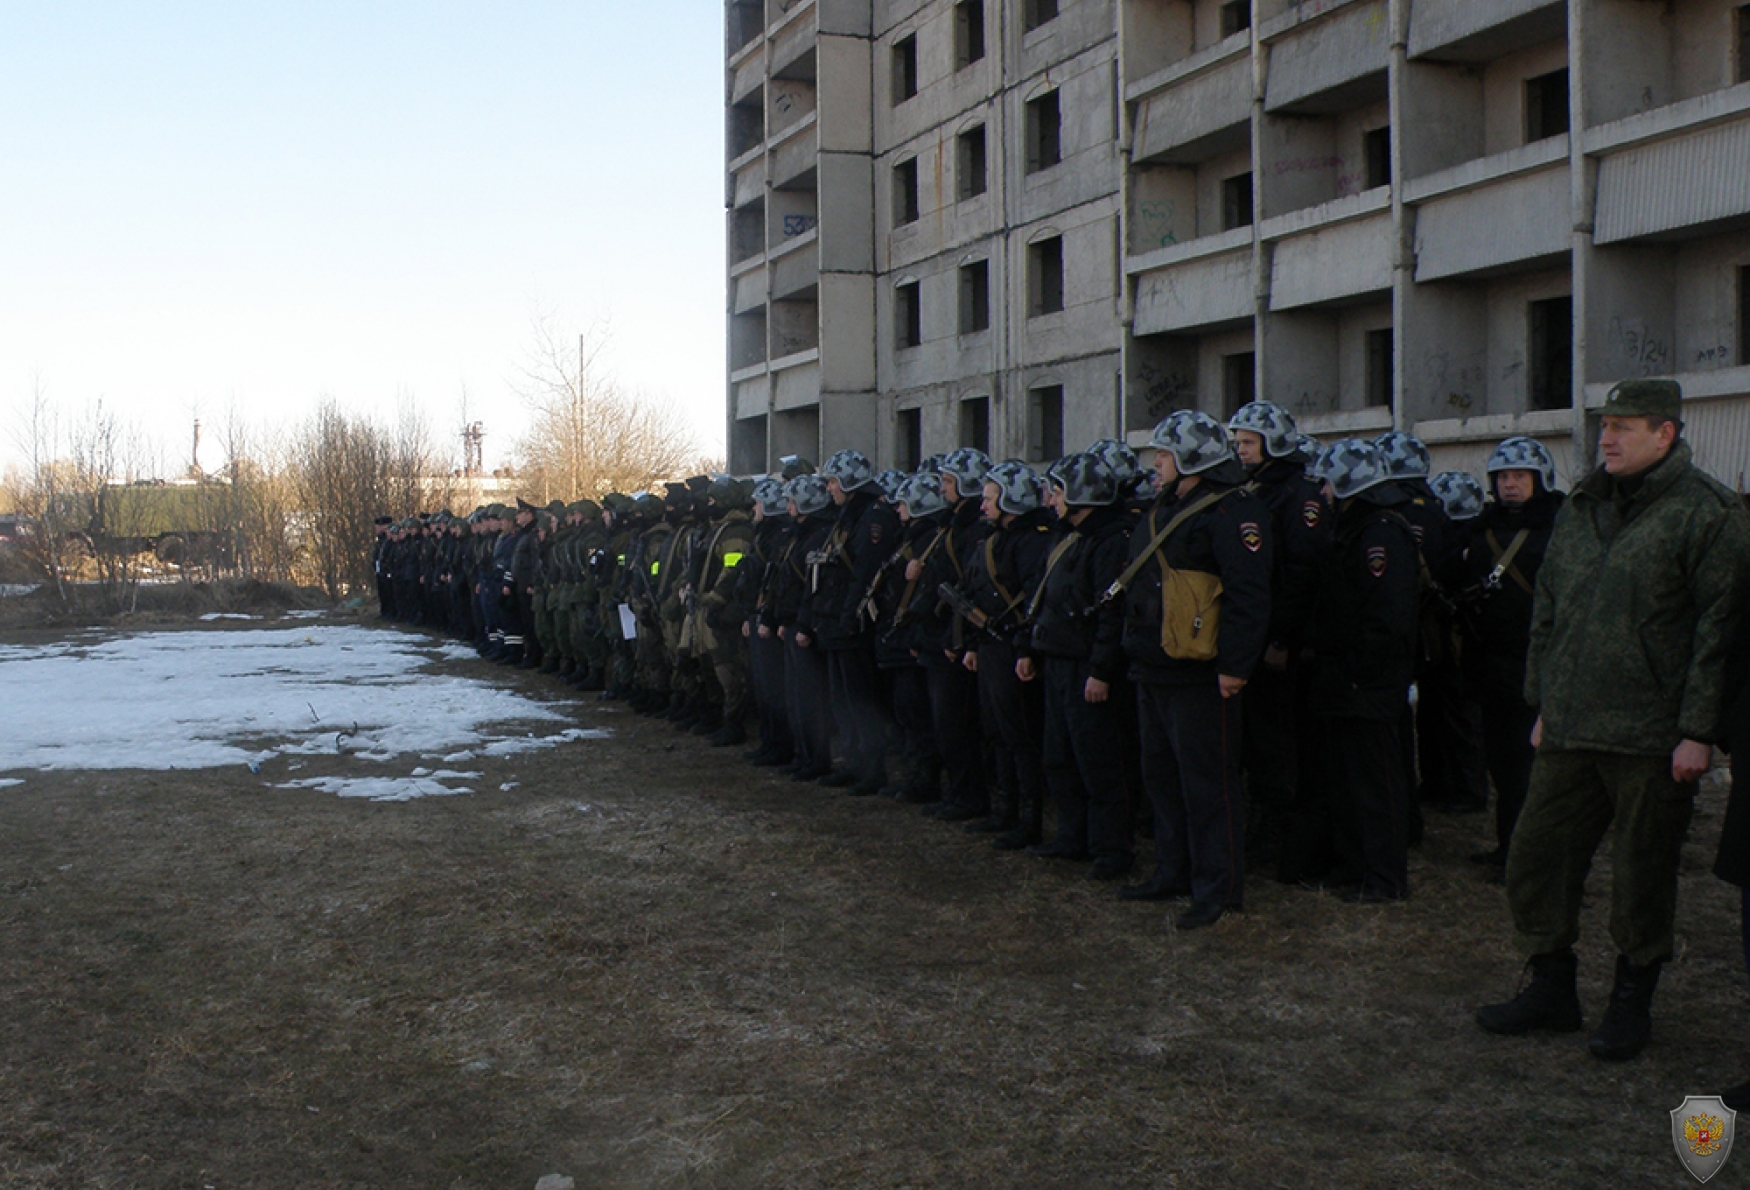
[770,404,822,463]
[820,389,881,455]
[1263,309,1341,414]
[1407,0,1566,63]
[1585,243,1677,383]
[1133,249,1255,334]
[732,156,768,207]
[1673,0,1743,104]
[1414,165,1570,280]
[1270,210,1393,309]
[771,239,820,300]
[733,375,773,421]
[817,35,873,154]
[1132,54,1253,164]
[732,268,768,314]
[1126,330,1198,428]
[772,359,823,411]
[817,0,872,38]
[1399,60,1485,180]
[817,152,873,272]
[1264,1,1390,113]
[1595,121,1750,244]
[818,272,877,390]
[1481,40,1567,157]
[770,119,819,189]
[1401,280,1489,423]
[1674,229,1750,373]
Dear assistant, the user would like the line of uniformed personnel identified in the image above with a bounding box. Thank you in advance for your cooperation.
[369,401,1585,939]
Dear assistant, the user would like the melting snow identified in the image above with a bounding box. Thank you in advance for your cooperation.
[0,778,23,789]
[0,625,609,799]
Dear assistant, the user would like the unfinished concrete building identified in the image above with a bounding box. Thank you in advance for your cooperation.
[729,0,1750,484]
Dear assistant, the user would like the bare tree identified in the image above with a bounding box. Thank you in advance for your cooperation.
[3,378,82,602]
[512,319,697,500]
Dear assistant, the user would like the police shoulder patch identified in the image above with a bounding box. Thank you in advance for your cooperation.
[1240,522,1263,553]
[1366,545,1388,577]
[1301,500,1322,529]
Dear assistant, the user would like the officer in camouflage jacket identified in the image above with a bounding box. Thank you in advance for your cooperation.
[1478,379,1750,1063]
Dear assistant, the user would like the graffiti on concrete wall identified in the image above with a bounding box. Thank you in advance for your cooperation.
[1135,362,1195,423]
[782,214,818,237]
[1134,201,1179,251]
[1607,317,1671,377]
[1424,349,1484,415]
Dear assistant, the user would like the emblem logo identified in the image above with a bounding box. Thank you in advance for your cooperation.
[1672,1096,1736,1183]
[1366,546,1387,577]
[1301,500,1322,529]
[1240,522,1263,553]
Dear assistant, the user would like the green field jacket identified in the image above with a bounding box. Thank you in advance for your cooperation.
[1527,440,1750,756]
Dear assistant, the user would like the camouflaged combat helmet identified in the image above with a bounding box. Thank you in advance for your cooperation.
[897,471,949,518]
[984,460,1043,515]
[822,448,876,492]
[1086,438,1140,485]
[1374,431,1432,480]
[706,475,752,512]
[1049,452,1120,508]
[1321,438,1392,499]
[1150,410,1234,476]
[1486,436,1558,491]
[936,447,993,493]
[779,454,816,479]
[752,477,789,517]
[1227,401,1300,459]
[788,474,833,516]
[1430,471,1486,521]
[874,469,909,502]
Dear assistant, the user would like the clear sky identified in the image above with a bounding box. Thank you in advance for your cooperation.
[0,2,726,474]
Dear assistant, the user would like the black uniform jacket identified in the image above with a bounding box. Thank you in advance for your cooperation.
[1121,461,1274,686]
[1306,486,1421,719]
[1249,456,1329,651]
[775,514,830,634]
[960,506,1057,654]
[1455,488,1563,694]
[809,490,902,651]
[911,498,992,665]
[1025,502,1131,683]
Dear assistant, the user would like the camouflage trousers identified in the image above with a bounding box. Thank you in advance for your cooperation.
[1506,748,1695,967]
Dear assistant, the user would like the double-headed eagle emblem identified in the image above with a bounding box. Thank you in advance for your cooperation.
[1685,1113,1726,1158]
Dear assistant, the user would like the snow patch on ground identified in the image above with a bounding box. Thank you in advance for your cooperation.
[0,778,23,789]
[199,613,258,622]
[0,584,41,598]
[277,774,475,802]
[0,626,607,799]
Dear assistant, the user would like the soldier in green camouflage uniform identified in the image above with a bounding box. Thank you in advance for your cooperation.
[1477,379,1750,1062]
[695,477,757,747]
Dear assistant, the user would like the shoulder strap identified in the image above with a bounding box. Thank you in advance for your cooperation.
[1485,528,1534,594]
[1025,530,1084,621]
[982,532,1024,616]
[1099,489,1231,605]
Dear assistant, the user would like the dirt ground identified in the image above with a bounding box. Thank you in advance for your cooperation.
[1,621,1745,1189]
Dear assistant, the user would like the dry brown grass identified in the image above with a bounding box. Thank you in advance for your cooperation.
[0,634,1743,1188]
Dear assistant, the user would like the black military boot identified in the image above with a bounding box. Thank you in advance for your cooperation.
[1588,955,1662,1061]
[967,787,1016,835]
[708,720,746,747]
[1474,948,1584,1036]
